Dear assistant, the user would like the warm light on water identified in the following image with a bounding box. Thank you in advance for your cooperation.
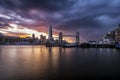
[0,45,120,79]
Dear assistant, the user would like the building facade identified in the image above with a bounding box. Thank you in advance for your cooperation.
[40,34,47,44]
[115,24,120,42]
[102,31,115,44]
[0,33,39,45]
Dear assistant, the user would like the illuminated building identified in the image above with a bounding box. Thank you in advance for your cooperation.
[102,31,115,44]
[115,24,120,42]
[101,24,120,44]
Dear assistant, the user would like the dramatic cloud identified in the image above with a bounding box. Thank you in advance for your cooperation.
[0,0,120,41]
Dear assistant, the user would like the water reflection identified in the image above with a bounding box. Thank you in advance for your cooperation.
[0,46,120,79]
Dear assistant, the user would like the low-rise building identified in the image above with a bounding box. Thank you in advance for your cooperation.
[102,30,116,44]
[0,33,40,45]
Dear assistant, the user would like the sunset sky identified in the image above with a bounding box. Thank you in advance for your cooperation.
[0,0,120,41]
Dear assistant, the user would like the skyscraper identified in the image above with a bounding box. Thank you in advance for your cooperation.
[48,25,53,41]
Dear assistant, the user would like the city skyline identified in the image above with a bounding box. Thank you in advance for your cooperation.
[0,0,120,41]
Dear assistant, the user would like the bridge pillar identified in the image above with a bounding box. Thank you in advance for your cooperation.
[76,32,79,44]
[59,32,63,44]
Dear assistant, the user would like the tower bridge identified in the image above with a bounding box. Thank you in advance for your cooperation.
[63,35,77,37]
[48,25,80,45]
[59,32,80,44]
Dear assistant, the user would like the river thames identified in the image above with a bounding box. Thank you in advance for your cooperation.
[0,45,120,80]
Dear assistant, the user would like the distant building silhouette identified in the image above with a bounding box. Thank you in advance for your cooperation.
[0,33,41,45]
[32,34,35,39]
[40,34,46,44]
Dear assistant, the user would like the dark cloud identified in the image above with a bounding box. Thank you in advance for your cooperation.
[0,0,76,12]
[0,22,9,28]
[0,0,120,40]
[57,16,102,30]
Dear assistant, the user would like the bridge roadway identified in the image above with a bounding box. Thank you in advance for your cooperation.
[63,35,76,37]
[53,35,76,38]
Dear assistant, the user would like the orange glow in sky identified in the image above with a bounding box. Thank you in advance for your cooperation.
[0,23,75,42]
[1,23,48,38]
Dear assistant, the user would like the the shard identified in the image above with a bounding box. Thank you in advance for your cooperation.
[48,25,53,41]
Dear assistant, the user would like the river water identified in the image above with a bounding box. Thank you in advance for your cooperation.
[0,45,120,80]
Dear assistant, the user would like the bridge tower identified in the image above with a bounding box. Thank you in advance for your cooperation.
[76,32,79,44]
[59,32,63,44]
